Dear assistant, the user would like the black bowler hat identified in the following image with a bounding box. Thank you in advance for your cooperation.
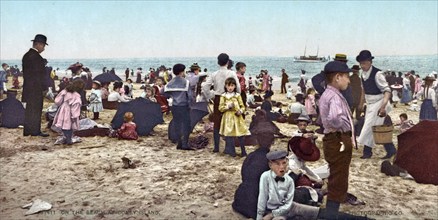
[356,50,374,62]
[31,34,48,45]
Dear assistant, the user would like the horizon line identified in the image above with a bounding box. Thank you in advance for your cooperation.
[1,53,437,61]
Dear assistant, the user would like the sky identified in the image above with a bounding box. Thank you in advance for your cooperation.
[1,1,437,60]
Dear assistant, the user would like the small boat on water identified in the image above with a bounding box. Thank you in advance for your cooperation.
[294,45,328,63]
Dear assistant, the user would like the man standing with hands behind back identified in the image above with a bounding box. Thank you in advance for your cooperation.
[22,34,50,137]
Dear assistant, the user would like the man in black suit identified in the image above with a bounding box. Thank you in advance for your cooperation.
[22,34,49,137]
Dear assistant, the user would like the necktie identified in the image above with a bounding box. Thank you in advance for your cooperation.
[275,176,285,182]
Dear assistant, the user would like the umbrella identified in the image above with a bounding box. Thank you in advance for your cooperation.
[93,72,122,84]
[111,98,164,136]
[394,120,438,185]
[168,102,209,142]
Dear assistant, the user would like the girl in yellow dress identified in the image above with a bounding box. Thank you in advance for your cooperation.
[219,77,250,157]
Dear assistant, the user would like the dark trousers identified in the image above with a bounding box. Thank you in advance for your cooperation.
[93,112,99,120]
[171,105,191,149]
[323,132,353,203]
[213,95,223,150]
[241,91,247,109]
[24,94,43,136]
[281,83,287,93]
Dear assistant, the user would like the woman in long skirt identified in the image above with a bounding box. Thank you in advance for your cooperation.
[400,74,412,105]
[418,76,437,121]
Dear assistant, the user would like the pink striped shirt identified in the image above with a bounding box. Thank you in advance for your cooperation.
[319,85,352,134]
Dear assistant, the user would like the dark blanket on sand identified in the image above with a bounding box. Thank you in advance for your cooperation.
[74,127,110,137]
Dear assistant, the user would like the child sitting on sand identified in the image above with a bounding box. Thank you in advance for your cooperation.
[396,113,414,133]
[219,77,249,157]
[140,84,157,102]
[117,112,138,140]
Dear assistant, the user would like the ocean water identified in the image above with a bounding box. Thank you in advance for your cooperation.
[2,55,437,84]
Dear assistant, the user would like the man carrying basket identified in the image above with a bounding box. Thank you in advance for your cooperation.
[356,50,397,159]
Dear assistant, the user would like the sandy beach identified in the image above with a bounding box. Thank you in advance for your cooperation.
[1,78,437,220]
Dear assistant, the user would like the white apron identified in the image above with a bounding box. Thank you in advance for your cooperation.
[357,94,392,147]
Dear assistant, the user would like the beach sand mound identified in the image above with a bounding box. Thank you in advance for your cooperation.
[1,83,437,219]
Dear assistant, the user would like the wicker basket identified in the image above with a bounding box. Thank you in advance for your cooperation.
[372,125,394,144]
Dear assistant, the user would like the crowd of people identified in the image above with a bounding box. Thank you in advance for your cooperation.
[1,34,438,219]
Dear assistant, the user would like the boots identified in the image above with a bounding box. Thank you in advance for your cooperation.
[239,137,247,157]
[213,128,220,153]
[224,137,236,157]
[360,145,373,159]
[381,143,397,159]
[325,200,340,219]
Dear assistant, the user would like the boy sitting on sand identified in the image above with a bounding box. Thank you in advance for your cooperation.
[256,150,320,220]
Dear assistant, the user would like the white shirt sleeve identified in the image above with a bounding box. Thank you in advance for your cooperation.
[375,71,391,93]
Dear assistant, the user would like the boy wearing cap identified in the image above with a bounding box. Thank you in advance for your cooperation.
[318,60,355,219]
[257,150,319,220]
[291,114,316,140]
[232,110,277,219]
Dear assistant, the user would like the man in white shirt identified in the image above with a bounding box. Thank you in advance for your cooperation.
[202,53,240,153]
[356,50,396,159]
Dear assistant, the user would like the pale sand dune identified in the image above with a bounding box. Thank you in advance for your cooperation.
[1,80,437,220]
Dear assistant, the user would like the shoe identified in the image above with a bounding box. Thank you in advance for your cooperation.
[32,132,49,137]
[360,146,373,159]
[223,151,236,157]
[381,143,396,159]
[179,147,195,151]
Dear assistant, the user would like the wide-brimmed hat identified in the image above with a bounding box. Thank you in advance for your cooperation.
[324,61,352,74]
[31,34,48,45]
[190,63,200,71]
[288,136,320,162]
[356,50,374,62]
[250,110,280,135]
[264,90,274,99]
[334,54,348,62]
